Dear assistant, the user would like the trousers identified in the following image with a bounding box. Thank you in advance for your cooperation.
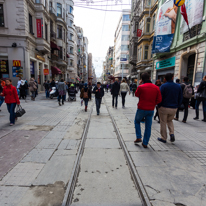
[159,107,177,140]
[7,103,17,124]
[121,92,127,107]
[112,95,118,107]
[95,98,102,114]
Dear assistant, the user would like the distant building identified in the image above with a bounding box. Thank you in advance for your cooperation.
[114,9,131,80]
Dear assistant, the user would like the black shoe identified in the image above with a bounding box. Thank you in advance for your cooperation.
[158,120,160,124]
[134,139,142,145]
[97,113,99,115]
[157,138,166,143]
[193,117,199,120]
[142,143,148,148]
[194,110,199,120]
[170,134,175,142]
[154,116,156,120]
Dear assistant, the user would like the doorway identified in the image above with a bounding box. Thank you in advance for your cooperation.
[187,54,195,85]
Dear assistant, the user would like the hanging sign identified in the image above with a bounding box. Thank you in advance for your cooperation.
[43,69,49,75]
[36,19,42,38]
[152,0,178,53]
[180,0,204,34]
[137,29,142,37]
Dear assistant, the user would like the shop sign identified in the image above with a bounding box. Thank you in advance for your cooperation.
[36,54,45,62]
[44,69,49,75]
[36,19,42,38]
[12,67,23,78]
[30,61,34,75]
[0,60,8,73]
[180,0,204,34]
[13,60,21,67]
[156,57,176,70]
[120,58,127,61]
[152,0,178,53]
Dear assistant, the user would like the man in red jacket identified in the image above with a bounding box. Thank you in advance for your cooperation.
[134,73,162,148]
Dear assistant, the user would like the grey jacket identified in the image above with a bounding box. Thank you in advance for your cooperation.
[58,82,66,92]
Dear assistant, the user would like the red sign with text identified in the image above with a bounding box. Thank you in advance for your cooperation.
[43,69,49,75]
[36,19,42,38]
[137,29,142,37]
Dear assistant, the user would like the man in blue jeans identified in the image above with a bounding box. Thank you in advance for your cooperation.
[134,73,162,148]
[93,82,104,115]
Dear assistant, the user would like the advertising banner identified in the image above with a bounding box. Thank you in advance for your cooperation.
[30,61,34,75]
[152,0,178,53]
[180,0,204,34]
[12,67,23,78]
[36,19,42,38]
[156,57,176,70]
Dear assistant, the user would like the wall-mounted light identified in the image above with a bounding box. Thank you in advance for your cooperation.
[12,43,17,47]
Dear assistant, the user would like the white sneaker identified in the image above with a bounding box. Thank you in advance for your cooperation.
[10,123,14,126]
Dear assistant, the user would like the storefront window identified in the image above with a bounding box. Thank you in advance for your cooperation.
[0,60,9,78]
[0,4,4,27]
[30,61,35,77]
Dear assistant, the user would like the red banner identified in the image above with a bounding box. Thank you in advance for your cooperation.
[137,29,142,37]
[181,4,189,25]
[36,19,42,38]
[43,69,49,75]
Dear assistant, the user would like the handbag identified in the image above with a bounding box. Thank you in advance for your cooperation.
[16,105,26,117]
[196,88,206,100]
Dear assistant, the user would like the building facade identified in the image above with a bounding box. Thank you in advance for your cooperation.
[129,0,158,83]
[153,0,206,86]
[114,9,131,80]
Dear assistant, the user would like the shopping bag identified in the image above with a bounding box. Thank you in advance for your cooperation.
[15,105,26,117]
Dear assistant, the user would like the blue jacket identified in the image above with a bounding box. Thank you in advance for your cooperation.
[159,81,183,109]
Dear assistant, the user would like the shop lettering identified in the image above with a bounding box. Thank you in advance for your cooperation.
[36,54,45,62]
[13,60,21,67]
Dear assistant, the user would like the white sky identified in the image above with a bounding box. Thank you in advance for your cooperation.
[73,0,131,77]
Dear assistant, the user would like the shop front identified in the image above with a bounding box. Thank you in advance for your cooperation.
[155,57,176,82]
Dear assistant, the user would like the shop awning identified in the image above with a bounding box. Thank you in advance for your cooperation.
[67,54,70,58]
[51,66,62,75]
[50,41,60,50]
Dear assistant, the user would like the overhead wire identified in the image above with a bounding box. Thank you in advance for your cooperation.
[74,4,131,6]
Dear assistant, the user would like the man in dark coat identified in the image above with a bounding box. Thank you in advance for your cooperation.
[111,78,120,108]
[93,82,104,115]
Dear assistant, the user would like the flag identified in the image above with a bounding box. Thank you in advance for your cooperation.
[137,29,142,37]
[181,4,189,25]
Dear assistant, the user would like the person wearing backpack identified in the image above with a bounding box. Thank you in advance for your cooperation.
[80,83,91,112]
[174,76,193,123]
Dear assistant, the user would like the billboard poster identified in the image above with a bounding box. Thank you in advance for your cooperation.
[0,60,9,74]
[30,61,34,75]
[152,0,178,53]
[180,0,204,34]
[12,67,23,78]
[36,19,42,38]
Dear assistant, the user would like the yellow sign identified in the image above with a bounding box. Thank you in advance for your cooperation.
[13,60,21,67]
[84,65,86,68]
[36,54,45,62]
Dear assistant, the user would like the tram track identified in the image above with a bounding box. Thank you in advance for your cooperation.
[62,97,151,206]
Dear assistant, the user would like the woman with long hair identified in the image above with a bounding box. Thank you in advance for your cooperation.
[80,83,91,112]
[0,79,20,126]
[154,79,162,123]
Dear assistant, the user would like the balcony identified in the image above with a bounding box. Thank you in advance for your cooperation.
[36,38,50,54]
[67,67,74,72]
[183,24,202,42]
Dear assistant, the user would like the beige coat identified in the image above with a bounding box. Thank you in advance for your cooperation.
[29,79,37,92]
[120,82,130,94]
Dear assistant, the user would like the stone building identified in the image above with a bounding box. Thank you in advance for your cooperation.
[153,0,206,86]
[88,53,92,84]
[129,0,158,83]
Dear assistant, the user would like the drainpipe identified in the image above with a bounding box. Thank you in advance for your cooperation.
[1,46,26,79]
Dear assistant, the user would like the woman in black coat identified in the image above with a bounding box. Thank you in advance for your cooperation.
[19,80,28,99]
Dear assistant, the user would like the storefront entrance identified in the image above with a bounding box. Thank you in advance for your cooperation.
[156,68,175,83]
[187,54,195,85]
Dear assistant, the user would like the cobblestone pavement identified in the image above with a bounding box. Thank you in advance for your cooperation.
[0,91,206,206]
[104,92,206,206]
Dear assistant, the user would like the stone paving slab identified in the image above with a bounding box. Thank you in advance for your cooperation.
[35,138,62,149]
[21,149,55,163]
[85,139,121,149]
[0,129,12,139]
[71,149,142,206]
[33,151,76,186]
[0,186,29,206]
[0,163,44,186]
[0,130,47,180]
[44,131,66,139]
[175,140,206,151]
[58,139,80,150]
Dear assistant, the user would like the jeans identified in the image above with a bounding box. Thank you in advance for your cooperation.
[0,96,4,107]
[95,98,102,114]
[121,92,127,107]
[134,109,154,146]
[46,90,50,98]
[112,95,118,107]
[58,95,64,103]
[7,103,17,124]
[195,99,206,112]
[31,91,35,98]
[176,99,189,121]
[84,98,89,106]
